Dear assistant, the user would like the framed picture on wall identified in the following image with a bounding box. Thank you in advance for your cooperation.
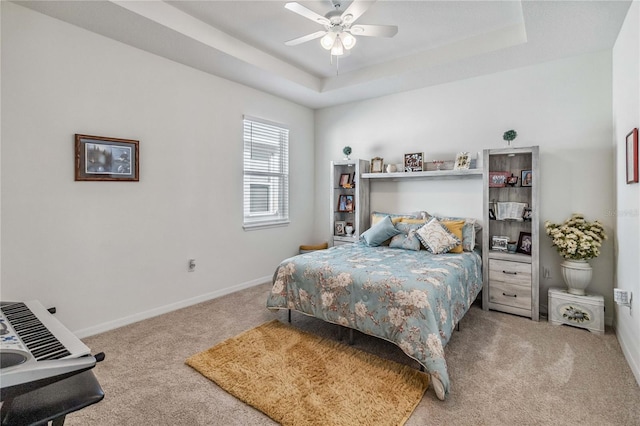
[404,152,423,172]
[75,134,139,181]
[627,128,638,184]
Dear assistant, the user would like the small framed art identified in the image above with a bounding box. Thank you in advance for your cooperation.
[491,235,509,251]
[454,152,471,170]
[626,128,638,184]
[370,157,384,173]
[404,152,424,172]
[334,220,346,236]
[517,232,532,255]
[337,194,354,212]
[489,171,510,187]
[521,170,532,187]
[339,173,351,187]
[75,134,139,181]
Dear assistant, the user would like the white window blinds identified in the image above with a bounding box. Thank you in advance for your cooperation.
[243,115,289,229]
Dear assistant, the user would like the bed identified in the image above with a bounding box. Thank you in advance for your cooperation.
[266,215,482,400]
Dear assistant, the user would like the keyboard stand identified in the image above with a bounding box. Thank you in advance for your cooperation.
[0,370,104,426]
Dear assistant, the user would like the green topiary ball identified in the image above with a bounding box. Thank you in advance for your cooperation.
[503,130,517,142]
[343,146,352,156]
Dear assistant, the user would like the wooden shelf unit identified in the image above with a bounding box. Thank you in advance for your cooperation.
[482,146,540,321]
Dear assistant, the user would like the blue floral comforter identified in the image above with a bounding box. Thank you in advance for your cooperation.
[266,242,482,396]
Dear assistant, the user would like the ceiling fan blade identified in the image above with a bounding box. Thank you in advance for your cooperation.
[341,0,375,24]
[349,24,398,38]
[285,30,327,46]
[285,2,330,26]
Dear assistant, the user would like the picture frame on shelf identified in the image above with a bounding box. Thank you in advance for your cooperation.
[370,157,384,173]
[491,235,509,251]
[339,173,351,187]
[523,207,532,221]
[517,232,532,255]
[506,175,519,186]
[489,171,510,187]
[334,220,346,236]
[404,152,424,172]
[75,134,139,181]
[337,194,355,212]
[626,128,638,184]
[521,170,533,187]
[454,152,471,170]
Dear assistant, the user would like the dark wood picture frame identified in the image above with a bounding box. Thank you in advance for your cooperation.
[404,152,424,172]
[339,173,351,187]
[521,170,532,187]
[517,232,532,255]
[626,128,638,184]
[337,194,354,212]
[75,134,139,181]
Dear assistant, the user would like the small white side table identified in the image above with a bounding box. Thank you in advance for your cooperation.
[548,287,604,334]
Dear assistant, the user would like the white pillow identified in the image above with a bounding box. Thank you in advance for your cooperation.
[415,218,461,254]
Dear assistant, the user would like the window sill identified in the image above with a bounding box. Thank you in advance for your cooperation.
[243,220,290,231]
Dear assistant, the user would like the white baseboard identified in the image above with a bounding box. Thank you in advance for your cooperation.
[615,321,640,387]
[75,276,272,339]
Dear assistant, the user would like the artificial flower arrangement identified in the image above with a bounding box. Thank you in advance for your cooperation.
[544,213,607,260]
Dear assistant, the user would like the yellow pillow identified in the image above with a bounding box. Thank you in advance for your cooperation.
[370,212,416,226]
[398,218,428,225]
[441,220,465,253]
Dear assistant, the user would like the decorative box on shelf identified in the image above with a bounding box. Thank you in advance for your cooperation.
[548,287,604,334]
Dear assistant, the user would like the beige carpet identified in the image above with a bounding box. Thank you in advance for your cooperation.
[65,283,640,425]
[185,320,429,426]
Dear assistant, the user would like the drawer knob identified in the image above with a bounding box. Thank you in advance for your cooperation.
[502,270,517,275]
[503,292,517,298]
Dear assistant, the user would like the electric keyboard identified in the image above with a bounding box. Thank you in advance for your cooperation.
[0,300,97,400]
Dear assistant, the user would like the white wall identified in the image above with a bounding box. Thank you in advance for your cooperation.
[612,0,640,385]
[315,50,616,320]
[1,3,315,336]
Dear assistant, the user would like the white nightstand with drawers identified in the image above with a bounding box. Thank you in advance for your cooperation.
[548,287,604,334]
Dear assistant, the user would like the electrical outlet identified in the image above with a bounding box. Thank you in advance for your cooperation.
[188,259,196,272]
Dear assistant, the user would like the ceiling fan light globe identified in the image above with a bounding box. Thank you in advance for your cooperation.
[331,36,345,56]
[342,32,356,50]
[320,33,336,50]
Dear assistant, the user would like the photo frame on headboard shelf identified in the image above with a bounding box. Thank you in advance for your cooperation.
[454,152,471,170]
[404,152,423,172]
[627,128,638,184]
[370,157,384,173]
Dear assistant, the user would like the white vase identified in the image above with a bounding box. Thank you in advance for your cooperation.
[345,225,354,236]
[560,259,593,295]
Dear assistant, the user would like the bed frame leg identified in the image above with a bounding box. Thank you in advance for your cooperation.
[288,309,291,323]
[348,329,354,345]
[457,322,460,332]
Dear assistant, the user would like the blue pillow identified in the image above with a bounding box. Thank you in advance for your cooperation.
[389,222,422,251]
[360,215,402,247]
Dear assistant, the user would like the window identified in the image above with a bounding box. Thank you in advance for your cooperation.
[243,116,289,229]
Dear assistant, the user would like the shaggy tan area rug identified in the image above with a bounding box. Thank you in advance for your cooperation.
[185,320,429,426]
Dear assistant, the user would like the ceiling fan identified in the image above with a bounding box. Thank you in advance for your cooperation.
[284,0,398,57]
